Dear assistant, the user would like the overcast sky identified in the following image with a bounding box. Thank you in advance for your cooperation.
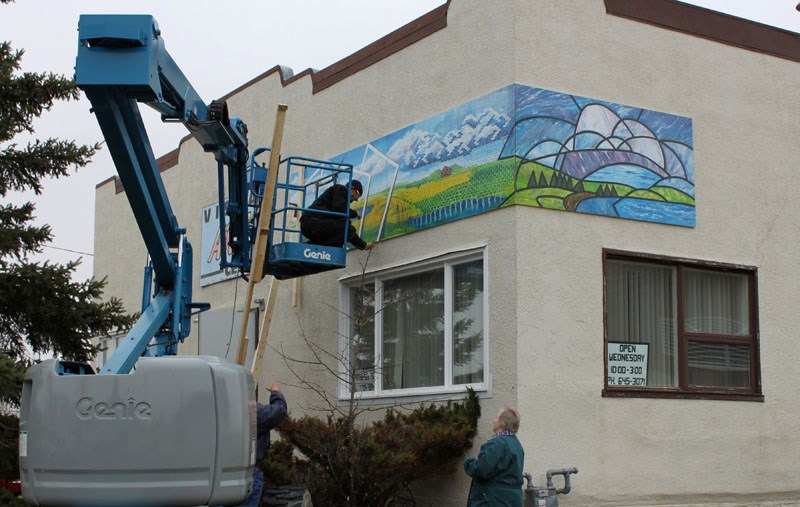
[1,0,446,281]
[1,0,799,283]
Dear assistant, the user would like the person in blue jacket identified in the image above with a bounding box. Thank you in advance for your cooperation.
[233,382,288,507]
[463,406,525,506]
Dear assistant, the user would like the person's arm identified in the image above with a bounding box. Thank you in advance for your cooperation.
[349,234,368,250]
[256,384,287,431]
[463,438,505,480]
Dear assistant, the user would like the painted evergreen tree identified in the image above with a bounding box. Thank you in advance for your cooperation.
[0,0,134,489]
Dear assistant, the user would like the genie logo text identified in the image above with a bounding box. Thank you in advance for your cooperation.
[303,248,332,261]
[76,397,152,420]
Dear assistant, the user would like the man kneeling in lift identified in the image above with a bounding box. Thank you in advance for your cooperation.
[300,180,375,251]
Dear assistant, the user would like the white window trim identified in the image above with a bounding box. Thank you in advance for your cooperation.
[338,247,489,400]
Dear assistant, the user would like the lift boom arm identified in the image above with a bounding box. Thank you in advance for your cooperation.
[76,14,252,373]
[17,15,358,507]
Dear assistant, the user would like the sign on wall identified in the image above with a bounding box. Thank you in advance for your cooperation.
[607,342,649,387]
[200,202,239,287]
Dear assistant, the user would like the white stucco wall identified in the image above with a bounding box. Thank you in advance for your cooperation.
[510,2,800,506]
[93,1,800,505]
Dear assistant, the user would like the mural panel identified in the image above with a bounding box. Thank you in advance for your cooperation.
[330,84,694,244]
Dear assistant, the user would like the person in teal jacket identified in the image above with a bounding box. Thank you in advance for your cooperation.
[463,406,525,506]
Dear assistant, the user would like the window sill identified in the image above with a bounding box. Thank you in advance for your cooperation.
[602,387,764,402]
[338,385,490,406]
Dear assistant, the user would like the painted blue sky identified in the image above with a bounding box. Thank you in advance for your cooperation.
[332,86,514,194]
[516,85,693,146]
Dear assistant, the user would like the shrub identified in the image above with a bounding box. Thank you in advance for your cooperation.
[262,389,480,507]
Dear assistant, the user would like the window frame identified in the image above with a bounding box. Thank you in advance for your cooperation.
[602,249,762,402]
[338,248,489,400]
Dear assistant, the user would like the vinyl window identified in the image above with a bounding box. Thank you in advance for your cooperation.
[341,252,487,398]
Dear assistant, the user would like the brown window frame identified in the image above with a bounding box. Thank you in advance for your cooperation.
[602,249,762,402]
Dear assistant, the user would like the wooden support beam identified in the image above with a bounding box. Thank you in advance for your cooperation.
[292,278,302,308]
[235,104,287,366]
[234,283,256,366]
[291,162,305,308]
[252,105,288,284]
[251,277,280,381]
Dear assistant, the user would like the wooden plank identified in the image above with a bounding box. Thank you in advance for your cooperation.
[292,161,305,308]
[292,278,302,308]
[251,277,280,380]
[252,105,288,283]
[235,104,287,366]
[234,281,257,366]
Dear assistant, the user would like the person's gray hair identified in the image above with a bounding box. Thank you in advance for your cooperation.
[496,406,520,433]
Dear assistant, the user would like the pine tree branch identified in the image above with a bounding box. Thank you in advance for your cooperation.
[0,202,51,259]
[0,139,98,196]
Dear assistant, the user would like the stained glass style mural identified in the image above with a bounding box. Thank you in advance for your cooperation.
[330,84,694,243]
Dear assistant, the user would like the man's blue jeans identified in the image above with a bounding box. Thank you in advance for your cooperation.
[232,467,263,507]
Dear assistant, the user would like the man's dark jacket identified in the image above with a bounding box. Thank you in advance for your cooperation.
[256,391,287,462]
[301,184,367,249]
[304,184,359,221]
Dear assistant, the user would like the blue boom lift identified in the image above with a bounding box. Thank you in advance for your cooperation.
[18,14,359,506]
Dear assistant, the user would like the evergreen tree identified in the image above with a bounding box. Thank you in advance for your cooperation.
[0,0,134,486]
